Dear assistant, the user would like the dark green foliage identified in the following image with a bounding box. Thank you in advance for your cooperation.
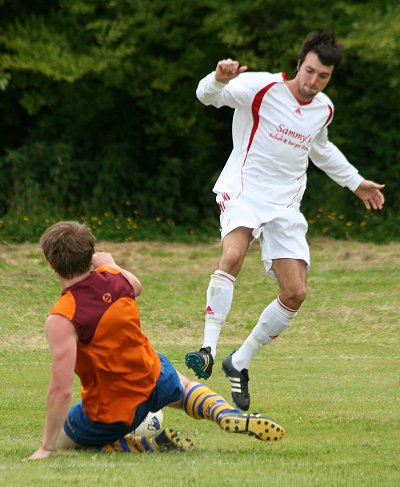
[0,0,399,242]
[0,210,218,244]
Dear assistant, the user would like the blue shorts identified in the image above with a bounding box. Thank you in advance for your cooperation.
[64,353,183,447]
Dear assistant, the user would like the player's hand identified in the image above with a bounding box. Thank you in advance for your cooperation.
[355,180,385,210]
[215,58,247,83]
[92,252,116,268]
[25,446,53,461]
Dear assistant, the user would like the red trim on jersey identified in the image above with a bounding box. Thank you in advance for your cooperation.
[240,82,278,191]
[323,104,333,127]
[287,182,303,209]
[248,82,277,152]
[287,158,309,208]
[297,98,313,106]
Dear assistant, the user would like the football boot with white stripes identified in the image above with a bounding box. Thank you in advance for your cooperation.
[185,346,214,379]
[222,352,250,411]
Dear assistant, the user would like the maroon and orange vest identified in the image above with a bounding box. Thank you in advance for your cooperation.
[50,266,161,424]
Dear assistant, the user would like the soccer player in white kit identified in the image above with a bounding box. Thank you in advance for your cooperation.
[185,31,385,410]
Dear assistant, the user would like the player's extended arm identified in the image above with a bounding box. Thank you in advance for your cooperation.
[91,251,143,297]
[354,180,385,210]
[196,59,250,109]
[28,315,77,460]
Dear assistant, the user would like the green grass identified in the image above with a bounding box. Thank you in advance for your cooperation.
[0,238,399,486]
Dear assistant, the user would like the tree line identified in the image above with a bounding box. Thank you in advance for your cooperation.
[0,0,399,240]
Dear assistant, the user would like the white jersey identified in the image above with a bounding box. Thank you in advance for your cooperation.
[196,71,363,209]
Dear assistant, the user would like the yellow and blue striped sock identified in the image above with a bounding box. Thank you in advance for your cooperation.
[183,383,240,423]
[101,433,159,453]
[101,428,192,453]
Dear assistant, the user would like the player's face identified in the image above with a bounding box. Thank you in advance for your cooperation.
[296,52,334,101]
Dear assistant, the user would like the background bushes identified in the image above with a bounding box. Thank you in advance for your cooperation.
[0,0,399,242]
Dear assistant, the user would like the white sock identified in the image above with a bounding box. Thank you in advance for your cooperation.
[232,296,298,370]
[202,270,235,358]
[232,334,263,371]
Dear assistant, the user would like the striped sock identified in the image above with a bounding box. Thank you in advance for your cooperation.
[101,433,159,453]
[101,428,192,453]
[183,383,240,423]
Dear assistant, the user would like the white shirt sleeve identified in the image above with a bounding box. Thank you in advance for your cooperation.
[196,72,230,108]
[309,126,364,192]
[196,72,271,109]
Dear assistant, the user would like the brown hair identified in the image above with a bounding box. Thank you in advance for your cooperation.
[298,31,343,70]
[40,221,95,279]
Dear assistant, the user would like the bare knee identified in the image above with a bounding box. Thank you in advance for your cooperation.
[177,371,199,393]
[218,227,252,276]
[177,380,199,406]
[280,285,307,310]
[177,371,190,388]
[167,373,198,409]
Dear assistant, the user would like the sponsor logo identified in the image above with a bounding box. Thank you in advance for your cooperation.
[276,123,310,144]
[294,107,302,117]
[147,416,162,431]
[205,305,214,315]
[102,293,112,303]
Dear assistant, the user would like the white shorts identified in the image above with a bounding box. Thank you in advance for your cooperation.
[216,191,310,278]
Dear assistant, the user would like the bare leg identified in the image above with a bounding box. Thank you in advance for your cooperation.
[202,227,253,353]
[272,258,307,310]
[225,258,307,409]
[234,258,307,370]
[168,371,193,408]
[218,226,253,276]
[185,227,254,378]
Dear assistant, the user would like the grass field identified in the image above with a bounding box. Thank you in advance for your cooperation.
[0,237,399,486]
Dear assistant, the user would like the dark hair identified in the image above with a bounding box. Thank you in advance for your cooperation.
[40,221,95,279]
[299,31,343,70]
